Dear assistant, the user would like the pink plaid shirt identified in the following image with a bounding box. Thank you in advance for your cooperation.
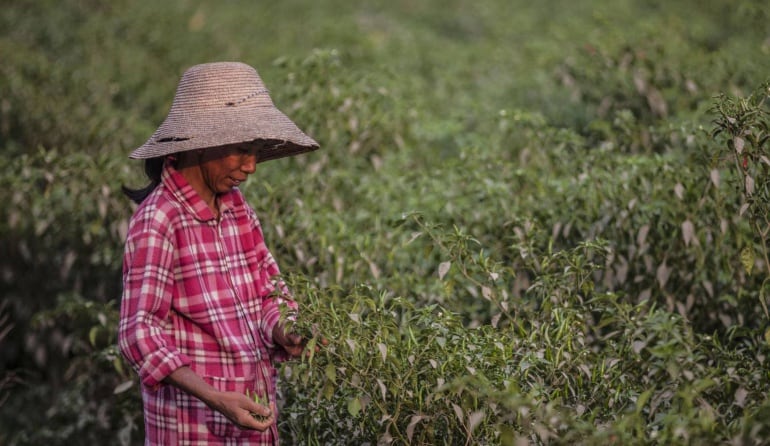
[118,163,297,445]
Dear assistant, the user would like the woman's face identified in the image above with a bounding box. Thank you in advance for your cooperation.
[197,142,262,195]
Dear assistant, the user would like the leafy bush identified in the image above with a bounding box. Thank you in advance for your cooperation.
[279,220,770,444]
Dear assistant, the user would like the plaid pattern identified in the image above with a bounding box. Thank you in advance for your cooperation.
[119,163,297,445]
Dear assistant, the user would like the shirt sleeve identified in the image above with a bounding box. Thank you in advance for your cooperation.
[118,225,191,387]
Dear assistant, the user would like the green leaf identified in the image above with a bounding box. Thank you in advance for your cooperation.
[325,363,337,384]
[89,326,99,347]
[635,389,653,414]
[347,397,362,417]
[322,382,335,400]
[113,357,124,376]
[740,247,754,275]
[305,337,317,365]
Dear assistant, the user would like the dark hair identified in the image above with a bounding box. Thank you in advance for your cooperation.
[122,157,165,204]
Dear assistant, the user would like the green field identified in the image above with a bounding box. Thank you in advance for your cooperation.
[2,0,770,444]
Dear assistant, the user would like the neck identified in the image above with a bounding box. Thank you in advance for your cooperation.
[175,155,219,217]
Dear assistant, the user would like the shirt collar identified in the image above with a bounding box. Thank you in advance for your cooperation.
[161,160,236,222]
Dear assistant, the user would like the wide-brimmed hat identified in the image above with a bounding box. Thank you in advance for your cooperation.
[130,61,319,161]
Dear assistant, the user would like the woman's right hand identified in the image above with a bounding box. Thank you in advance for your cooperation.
[208,390,275,431]
[164,366,274,431]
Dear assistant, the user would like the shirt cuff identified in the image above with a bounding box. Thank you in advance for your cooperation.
[138,349,192,388]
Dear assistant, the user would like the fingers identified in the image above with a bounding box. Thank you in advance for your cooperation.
[285,332,304,347]
[217,391,275,432]
[246,399,273,418]
[247,401,277,431]
[273,322,301,348]
[274,321,332,359]
[243,403,275,431]
[299,335,329,356]
[296,336,330,360]
[239,409,274,432]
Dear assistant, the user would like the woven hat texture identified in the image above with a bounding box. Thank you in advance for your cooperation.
[130,62,319,161]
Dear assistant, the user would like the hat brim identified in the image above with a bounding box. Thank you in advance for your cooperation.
[129,105,319,162]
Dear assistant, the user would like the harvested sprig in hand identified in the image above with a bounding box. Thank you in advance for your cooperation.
[246,389,272,422]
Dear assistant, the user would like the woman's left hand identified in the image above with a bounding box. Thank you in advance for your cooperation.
[272,322,307,358]
[272,322,327,358]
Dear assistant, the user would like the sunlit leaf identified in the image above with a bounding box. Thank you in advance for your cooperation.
[378,342,387,361]
[406,232,422,244]
[681,220,695,247]
[734,136,745,154]
[406,414,428,442]
[438,261,451,280]
[674,183,685,200]
[637,224,650,246]
[376,378,387,401]
[745,175,755,195]
[734,387,748,407]
[452,403,464,424]
[468,410,485,433]
[710,169,720,188]
[113,380,133,395]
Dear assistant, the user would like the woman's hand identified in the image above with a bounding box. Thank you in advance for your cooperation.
[272,321,329,358]
[164,366,274,431]
[272,322,307,358]
[208,390,275,431]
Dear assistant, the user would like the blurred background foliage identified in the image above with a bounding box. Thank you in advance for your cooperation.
[1,0,770,444]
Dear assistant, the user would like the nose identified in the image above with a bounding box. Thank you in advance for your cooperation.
[241,153,257,174]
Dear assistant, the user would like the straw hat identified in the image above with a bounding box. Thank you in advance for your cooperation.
[130,62,319,161]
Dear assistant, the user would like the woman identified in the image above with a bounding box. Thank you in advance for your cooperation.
[118,61,319,445]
